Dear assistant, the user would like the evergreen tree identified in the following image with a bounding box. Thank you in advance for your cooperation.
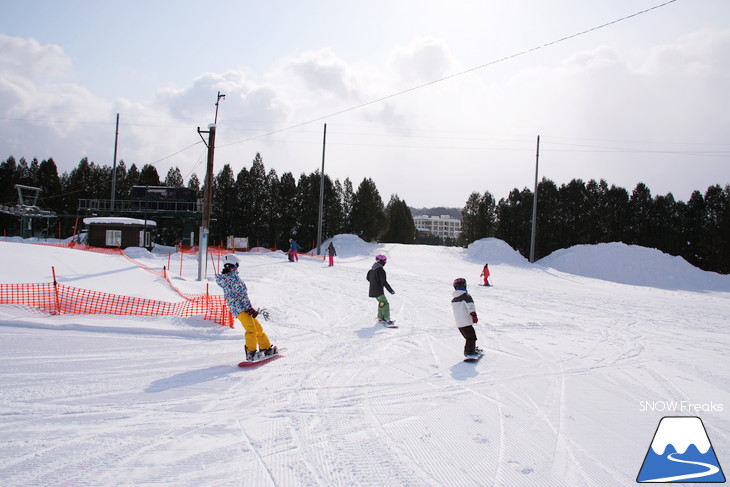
[266,169,281,247]
[61,158,96,215]
[534,178,561,259]
[682,190,705,267]
[653,192,681,256]
[342,177,354,233]
[495,187,533,257]
[125,163,141,195]
[36,158,62,214]
[211,164,237,243]
[164,167,184,187]
[702,184,730,273]
[599,182,630,244]
[459,191,496,245]
[113,160,129,200]
[628,183,654,247]
[275,172,298,248]
[0,156,17,206]
[328,179,346,237]
[460,192,483,245]
[350,177,387,242]
[0,156,18,233]
[248,153,271,247]
[294,171,321,249]
[383,194,416,243]
[558,179,591,245]
[235,166,251,239]
[187,173,201,198]
[138,164,161,187]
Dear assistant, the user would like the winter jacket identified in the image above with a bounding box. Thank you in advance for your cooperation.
[451,289,477,327]
[214,268,253,317]
[367,262,394,298]
[289,240,301,252]
[327,244,337,256]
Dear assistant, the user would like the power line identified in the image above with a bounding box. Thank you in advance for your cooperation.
[219,0,680,149]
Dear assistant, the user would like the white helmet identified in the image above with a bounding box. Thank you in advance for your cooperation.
[223,254,240,267]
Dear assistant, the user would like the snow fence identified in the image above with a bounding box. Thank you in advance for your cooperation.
[0,242,234,327]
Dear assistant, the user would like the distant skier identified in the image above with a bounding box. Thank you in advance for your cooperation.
[288,238,300,262]
[215,254,277,361]
[451,278,483,358]
[367,254,395,326]
[326,241,337,267]
[480,263,491,286]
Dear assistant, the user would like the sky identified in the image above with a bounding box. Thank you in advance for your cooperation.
[1,0,729,208]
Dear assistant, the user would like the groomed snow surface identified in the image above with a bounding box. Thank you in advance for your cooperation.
[1,235,728,487]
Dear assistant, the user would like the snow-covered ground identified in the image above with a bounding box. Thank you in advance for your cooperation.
[1,235,728,487]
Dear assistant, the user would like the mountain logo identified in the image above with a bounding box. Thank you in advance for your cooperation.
[637,416,725,483]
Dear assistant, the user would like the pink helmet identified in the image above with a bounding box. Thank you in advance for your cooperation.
[375,254,387,264]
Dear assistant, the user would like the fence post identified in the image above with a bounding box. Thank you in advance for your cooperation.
[51,266,61,314]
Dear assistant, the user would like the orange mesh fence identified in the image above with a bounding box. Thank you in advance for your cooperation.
[1,242,235,327]
[0,281,234,327]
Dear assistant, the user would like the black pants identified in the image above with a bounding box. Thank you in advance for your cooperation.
[459,325,478,355]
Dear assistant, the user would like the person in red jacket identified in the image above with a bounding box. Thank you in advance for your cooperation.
[480,263,491,286]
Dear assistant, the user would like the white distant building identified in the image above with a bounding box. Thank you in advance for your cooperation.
[413,215,461,239]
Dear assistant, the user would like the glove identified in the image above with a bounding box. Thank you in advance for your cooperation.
[389,289,395,295]
[470,312,478,324]
[247,308,259,319]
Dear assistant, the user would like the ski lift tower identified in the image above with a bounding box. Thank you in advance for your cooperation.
[0,185,57,238]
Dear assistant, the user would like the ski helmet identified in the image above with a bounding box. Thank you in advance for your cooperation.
[375,254,387,264]
[223,254,240,267]
[453,277,467,290]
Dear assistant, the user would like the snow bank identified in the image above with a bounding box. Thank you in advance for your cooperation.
[321,234,378,258]
[538,242,730,291]
[465,237,530,266]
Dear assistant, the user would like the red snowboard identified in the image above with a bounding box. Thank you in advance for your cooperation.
[237,348,286,368]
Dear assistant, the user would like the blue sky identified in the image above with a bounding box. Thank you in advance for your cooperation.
[1,0,729,207]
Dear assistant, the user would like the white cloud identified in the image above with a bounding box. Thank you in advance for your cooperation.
[0,26,728,205]
[0,34,70,79]
[284,48,357,100]
[390,37,459,84]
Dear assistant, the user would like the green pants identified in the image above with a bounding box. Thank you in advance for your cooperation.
[376,294,390,320]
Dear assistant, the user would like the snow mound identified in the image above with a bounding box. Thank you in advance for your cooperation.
[465,238,530,266]
[124,247,155,259]
[321,234,378,258]
[538,242,730,291]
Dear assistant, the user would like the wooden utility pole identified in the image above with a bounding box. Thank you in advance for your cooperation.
[316,123,327,255]
[196,92,224,280]
[529,135,540,263]
[197,123,217,281]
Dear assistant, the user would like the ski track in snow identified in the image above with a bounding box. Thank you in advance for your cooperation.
[0,239,729,486]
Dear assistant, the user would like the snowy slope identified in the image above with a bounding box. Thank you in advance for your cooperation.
[1,236,728,487]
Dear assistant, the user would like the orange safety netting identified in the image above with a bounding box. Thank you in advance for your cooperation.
[0,242,235,327]
[0,282,233,326]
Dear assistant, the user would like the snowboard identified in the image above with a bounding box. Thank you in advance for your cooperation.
[478,283,493,287]
[238,348,287,367]
[377,319,398,328]
[463,351,484,363]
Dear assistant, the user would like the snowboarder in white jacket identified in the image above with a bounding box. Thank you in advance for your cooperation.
[451,278,482,357]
